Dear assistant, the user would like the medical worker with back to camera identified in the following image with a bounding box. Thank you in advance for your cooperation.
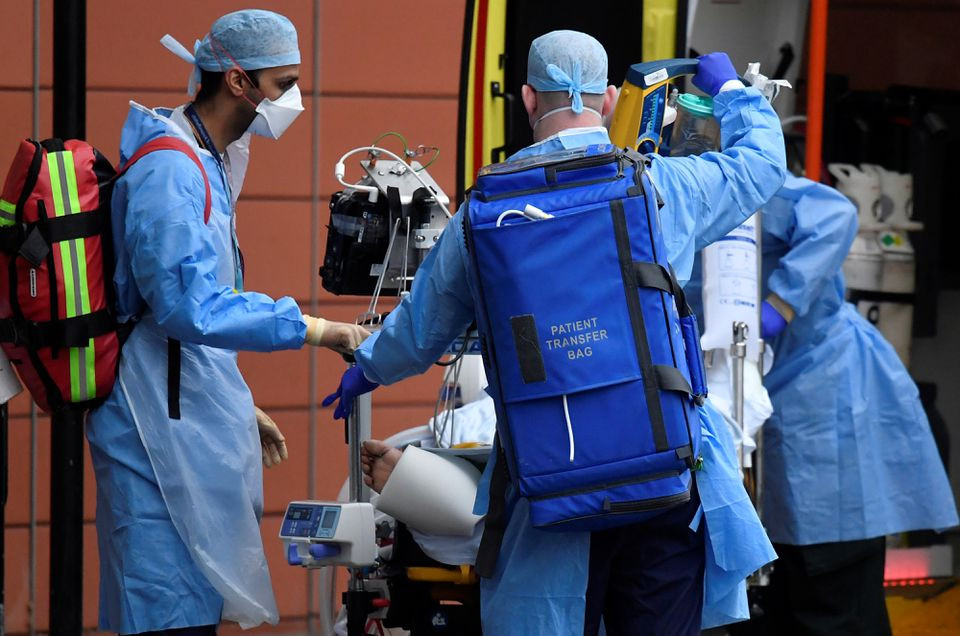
[687,175,958,634]
[86,9,368,635]
[325,31,787,634]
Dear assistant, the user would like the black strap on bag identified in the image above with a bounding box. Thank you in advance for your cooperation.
[0,309,115,349]
[475,437,511,578]
[167,338,181,420]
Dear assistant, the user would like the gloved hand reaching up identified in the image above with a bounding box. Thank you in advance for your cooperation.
[693,52,739,97]
[323,366,380,419]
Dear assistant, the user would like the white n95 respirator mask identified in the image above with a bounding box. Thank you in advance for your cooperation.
[247,84,304,139]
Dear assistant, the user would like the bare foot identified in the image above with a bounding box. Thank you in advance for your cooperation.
[361,439,403,493]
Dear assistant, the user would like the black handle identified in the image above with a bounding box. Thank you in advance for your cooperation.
[490,81,516,164]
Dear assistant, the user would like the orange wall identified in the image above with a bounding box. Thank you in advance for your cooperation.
[1,1,466,633]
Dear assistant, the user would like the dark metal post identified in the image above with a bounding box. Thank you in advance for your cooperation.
[2,403,8,633]
[54,0,86,139]
[51,1,86,633]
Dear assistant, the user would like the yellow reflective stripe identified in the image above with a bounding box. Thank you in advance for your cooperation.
[84,338,96,400]
[74,237,96,400]
[47,151,93,401]
[0,199,15,227]
[46,153,66,217]
[61,150,82,215]
[60,152,96,397]
[69,348,80,402]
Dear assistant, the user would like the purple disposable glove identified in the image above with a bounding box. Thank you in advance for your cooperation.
[760,300,789,340]
[323,367,379,420]
[693,52,738,97]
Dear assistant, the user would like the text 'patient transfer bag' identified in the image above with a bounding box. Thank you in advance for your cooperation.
[465,145,706,531]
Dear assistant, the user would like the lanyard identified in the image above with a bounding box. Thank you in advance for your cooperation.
[184,104,245,291]
[184,104,223,168]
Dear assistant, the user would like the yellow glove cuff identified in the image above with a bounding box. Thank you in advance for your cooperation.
[304,315,327,346]
[765,293,795,323]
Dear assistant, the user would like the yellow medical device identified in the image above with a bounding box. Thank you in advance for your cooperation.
[609,58,700,154]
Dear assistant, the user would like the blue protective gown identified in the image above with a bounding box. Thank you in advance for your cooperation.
[86,102,307,634]
[757,176,958,545]
[355,86,786,633]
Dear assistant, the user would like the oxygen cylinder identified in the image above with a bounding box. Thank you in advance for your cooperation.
[838,164,920,367]
[828,163,882,230]
[862,164,922,231]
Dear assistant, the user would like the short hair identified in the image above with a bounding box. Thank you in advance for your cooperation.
[194,68,262,105]
[537,89,604,112]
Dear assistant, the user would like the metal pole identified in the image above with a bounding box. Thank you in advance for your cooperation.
[754,210,765,511]
[307,0,323,631]
[343,389,373,635]
[51,1,86,633]
[348,393,372,505]
[30,2,41,632]
[2,403,8,635]
[28,404,37,636]
[731,322,748,470]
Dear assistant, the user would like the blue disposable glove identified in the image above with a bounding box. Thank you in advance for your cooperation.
[693,52,738,97]
[323,367,379,419]
[760,300,789,340]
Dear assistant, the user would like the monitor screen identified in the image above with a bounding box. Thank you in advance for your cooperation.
[287,506,312,521]
[320,509,337,531]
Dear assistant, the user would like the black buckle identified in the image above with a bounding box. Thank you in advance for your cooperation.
[0,319,19,345]
[18,225,50,267]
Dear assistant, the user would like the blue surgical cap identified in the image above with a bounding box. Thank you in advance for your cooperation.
[527,30,608,114]
[161,9,300,95]
[197,10,300,71]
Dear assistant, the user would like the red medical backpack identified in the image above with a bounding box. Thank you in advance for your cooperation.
[0,137,211,413]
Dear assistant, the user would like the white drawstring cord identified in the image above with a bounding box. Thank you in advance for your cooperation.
[562,394,575,462]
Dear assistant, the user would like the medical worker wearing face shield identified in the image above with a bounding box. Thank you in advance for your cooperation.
[686,176,959,634]
[326,31,786,634]
[85,10,368,635]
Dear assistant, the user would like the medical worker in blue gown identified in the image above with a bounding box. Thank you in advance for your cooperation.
[85,11,369,635]
[326,31,786,634]
[748,176,956,633]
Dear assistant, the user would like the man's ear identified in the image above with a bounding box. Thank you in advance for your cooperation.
[601,84,619,117]
[521,84,538,123]
[225,68,247,97]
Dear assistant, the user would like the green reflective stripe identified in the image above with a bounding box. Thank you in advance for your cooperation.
[46,153,66,217]
[69,348,81,402]
[61,150,83,215]
[75,237,91,313]
[74,237,96,400]
[63,153,96,399]
[0,200,15,228]
[83,338,96,400]
[47,151,93,401]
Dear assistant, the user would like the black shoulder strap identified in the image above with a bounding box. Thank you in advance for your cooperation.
[167,338,181,420]
[475,437,510,578]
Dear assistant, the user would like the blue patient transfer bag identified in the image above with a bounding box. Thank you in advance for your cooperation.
[464,145,708,533]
